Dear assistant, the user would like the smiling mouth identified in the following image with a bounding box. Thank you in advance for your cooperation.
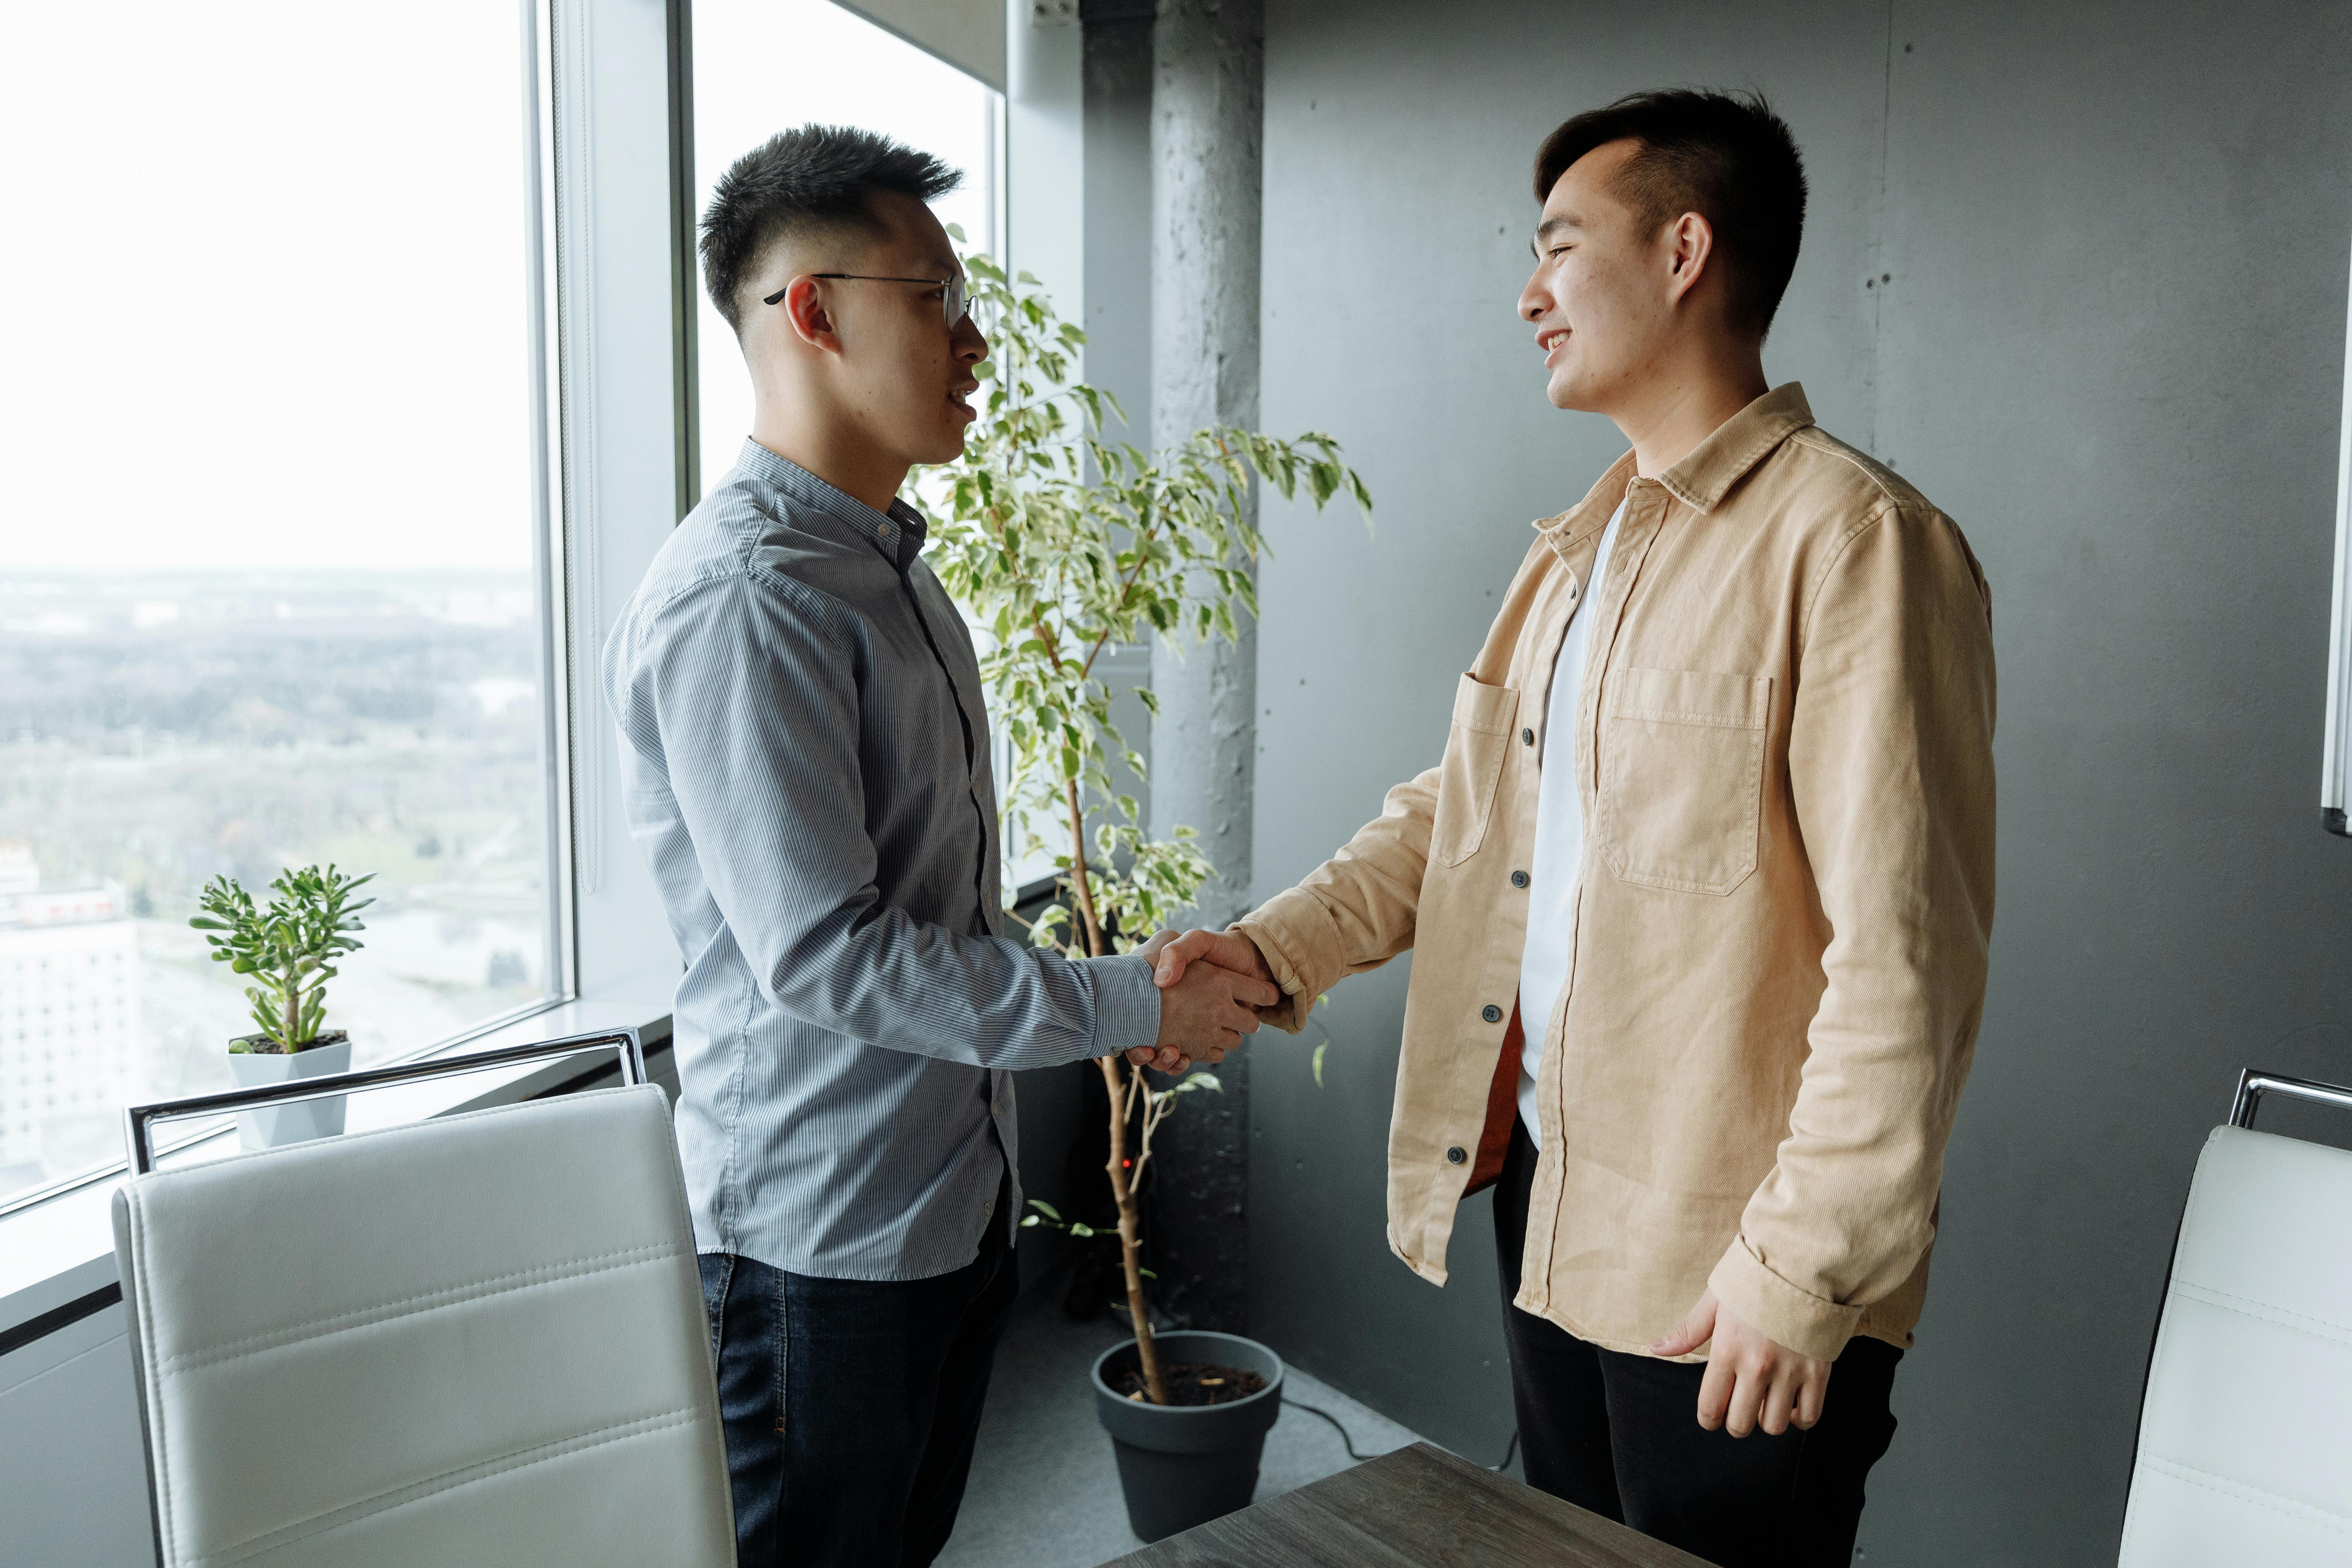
[1538,329,1569,354]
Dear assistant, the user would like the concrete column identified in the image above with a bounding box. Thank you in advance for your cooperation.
[1146,0,1262,1336]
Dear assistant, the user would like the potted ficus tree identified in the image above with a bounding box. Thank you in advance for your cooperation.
[190,863,374,1150]
[922,239,1369,1542]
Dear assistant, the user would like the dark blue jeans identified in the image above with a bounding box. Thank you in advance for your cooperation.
[698,1215,1019,1568]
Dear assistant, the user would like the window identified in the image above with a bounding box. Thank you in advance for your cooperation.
[0,2,555,1204]
[2321,245,2352,834]
[691,0,1015,872]
[691,0,1001,500]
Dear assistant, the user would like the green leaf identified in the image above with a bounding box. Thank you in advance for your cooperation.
[1312,1040,1328,1088]
[1026,1198,1064,1222]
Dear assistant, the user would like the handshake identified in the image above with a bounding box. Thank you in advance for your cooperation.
[1120,928,1281,1076]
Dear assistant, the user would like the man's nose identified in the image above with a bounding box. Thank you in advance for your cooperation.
[1518,276,1548,322]
[953,317,988,363]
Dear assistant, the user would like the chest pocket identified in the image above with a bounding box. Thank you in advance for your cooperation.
[1596,667,1771,896]
[1430,673,1520,867]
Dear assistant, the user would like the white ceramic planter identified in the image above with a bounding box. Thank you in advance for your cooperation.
[225,1032,352,1151]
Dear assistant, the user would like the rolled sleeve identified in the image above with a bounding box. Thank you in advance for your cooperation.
[1235,764,1442,1034]
[1728,502,1996,1359]
[1708,1238,1865,1363]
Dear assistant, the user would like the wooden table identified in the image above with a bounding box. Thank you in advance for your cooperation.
[1096,1442,1711,1568]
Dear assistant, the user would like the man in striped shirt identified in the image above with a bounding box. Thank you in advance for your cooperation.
[605,126,1275,1568]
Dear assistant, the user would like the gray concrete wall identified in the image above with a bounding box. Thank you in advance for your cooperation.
[1246,1,2352,1561]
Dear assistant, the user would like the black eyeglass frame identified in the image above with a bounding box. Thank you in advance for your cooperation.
[763,272,970,327]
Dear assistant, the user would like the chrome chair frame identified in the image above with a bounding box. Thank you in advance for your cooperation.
[2228,1066,2352,1130]
[121,1027,648,1173]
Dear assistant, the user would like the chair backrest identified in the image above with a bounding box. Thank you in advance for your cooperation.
[112,1083,736,1568]
[2118,1120,2352,1565]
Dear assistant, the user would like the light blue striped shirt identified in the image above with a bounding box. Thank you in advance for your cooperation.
[604,440,1161,1281]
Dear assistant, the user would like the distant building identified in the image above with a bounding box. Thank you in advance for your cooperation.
[0,844,140,1181]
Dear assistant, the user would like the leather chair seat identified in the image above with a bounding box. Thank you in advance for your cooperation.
[113,1083,735,1567]
[2119,1124,2352,1564]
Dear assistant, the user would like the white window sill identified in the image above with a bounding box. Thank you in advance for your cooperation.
[0,998,673,1357]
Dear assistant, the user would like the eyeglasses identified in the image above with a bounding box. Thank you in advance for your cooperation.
[762,272,970,328]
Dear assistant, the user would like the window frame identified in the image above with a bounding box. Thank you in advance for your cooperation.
[2320,240,2352,836]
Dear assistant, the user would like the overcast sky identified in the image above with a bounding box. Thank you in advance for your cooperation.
[0,1,992,574]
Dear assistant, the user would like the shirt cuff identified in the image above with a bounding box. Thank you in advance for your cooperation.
[1231,889,1335,1035]
[1706,1235,1864,1363]
[1077,952,1161,1056]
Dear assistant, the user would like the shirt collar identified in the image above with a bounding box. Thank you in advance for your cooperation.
[1535,449,1641,551]
[733,438,930,573]
[1532,381,1817,547]
[1656,382,1815,512]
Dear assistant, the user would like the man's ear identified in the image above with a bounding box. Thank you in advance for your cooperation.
[1661,211,1716,310]
[780,275,843,356]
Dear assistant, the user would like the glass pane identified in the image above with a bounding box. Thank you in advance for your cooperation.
[692,0,1000,501]
[692,0,1017,875]
[0,3,549,1203]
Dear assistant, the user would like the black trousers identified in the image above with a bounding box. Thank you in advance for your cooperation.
[697,1183,1020,1568]
[1494,1119,1902,1568]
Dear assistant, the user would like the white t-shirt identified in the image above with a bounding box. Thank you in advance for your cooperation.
[1516,497,1626,1148]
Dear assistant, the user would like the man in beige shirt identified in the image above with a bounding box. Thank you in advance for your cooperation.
[1151,90,1995,1565]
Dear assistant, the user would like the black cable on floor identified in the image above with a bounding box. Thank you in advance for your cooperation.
[1283,1397,1520,1475]
[1281,1397,1373,1462]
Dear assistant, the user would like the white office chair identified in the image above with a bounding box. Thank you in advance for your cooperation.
[111,1031,736,1568]
[2119,1068,2352,1566]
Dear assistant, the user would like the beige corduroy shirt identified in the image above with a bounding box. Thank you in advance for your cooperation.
[1236,384,1996,1362]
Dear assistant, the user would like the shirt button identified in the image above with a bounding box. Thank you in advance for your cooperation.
[1445,1146,1467,1165]
[1510,870,1529,889]
[1481,1004,1503,1024]
[1521,728,1535,746]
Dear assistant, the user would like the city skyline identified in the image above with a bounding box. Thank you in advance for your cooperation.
[0,567,552,1204]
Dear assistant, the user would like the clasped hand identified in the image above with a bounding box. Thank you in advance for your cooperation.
[1120,928,1279,1075]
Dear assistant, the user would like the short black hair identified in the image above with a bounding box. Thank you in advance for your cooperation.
[699,124,962,334]
[1533,90,1807,340]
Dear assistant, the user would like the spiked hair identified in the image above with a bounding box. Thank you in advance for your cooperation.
[699,124,962,334]
[1534,90,1807,340]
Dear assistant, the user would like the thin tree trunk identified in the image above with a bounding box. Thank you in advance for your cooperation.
[1098,1057,1170,1405]
[1065,784,1106,955]
[1066,779,1170,1406]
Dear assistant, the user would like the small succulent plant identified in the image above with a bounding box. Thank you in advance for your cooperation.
[190,865,375,1052]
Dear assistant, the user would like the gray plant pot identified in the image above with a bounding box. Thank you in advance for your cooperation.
[225,1031,352,1151]
[1092,1329,1285,1543]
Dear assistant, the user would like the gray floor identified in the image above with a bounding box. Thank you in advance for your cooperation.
[936,1266,1426,1568]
